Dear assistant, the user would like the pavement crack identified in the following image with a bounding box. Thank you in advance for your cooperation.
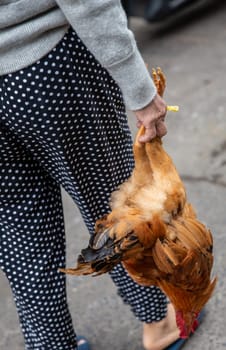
[181,174,226,188]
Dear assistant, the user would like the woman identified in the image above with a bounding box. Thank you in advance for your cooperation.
[0,1,179,349]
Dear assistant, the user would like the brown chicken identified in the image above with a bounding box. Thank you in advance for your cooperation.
[61,68,217,338]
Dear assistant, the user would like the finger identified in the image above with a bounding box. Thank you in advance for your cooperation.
[156,120,167,138]
[136,120,142,128]
[159,116,165,123]
[138,127,157,143]
[159,106,167,118]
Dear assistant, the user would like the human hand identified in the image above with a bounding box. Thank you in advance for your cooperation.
[134,94,167,143]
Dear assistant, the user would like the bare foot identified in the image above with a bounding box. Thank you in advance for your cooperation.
[143,304,180,350]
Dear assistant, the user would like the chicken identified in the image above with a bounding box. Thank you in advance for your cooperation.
[61,68,217,338]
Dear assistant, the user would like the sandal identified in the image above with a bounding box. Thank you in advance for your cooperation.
[77,335,91,350]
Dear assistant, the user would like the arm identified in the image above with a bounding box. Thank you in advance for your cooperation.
[56,0,167,140]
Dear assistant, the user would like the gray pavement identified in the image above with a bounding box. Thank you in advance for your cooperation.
[1,2,226,349]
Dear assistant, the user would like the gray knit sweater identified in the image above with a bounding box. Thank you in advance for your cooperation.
[0,0,156,110]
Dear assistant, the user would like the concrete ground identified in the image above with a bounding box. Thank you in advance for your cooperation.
[1,2,226,349]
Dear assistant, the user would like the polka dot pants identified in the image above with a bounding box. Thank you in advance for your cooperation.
[0,28,167,350]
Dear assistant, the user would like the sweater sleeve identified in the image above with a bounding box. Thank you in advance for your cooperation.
[55,0,156,110]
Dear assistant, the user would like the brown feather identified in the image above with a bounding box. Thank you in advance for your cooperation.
[61,68,216,338]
